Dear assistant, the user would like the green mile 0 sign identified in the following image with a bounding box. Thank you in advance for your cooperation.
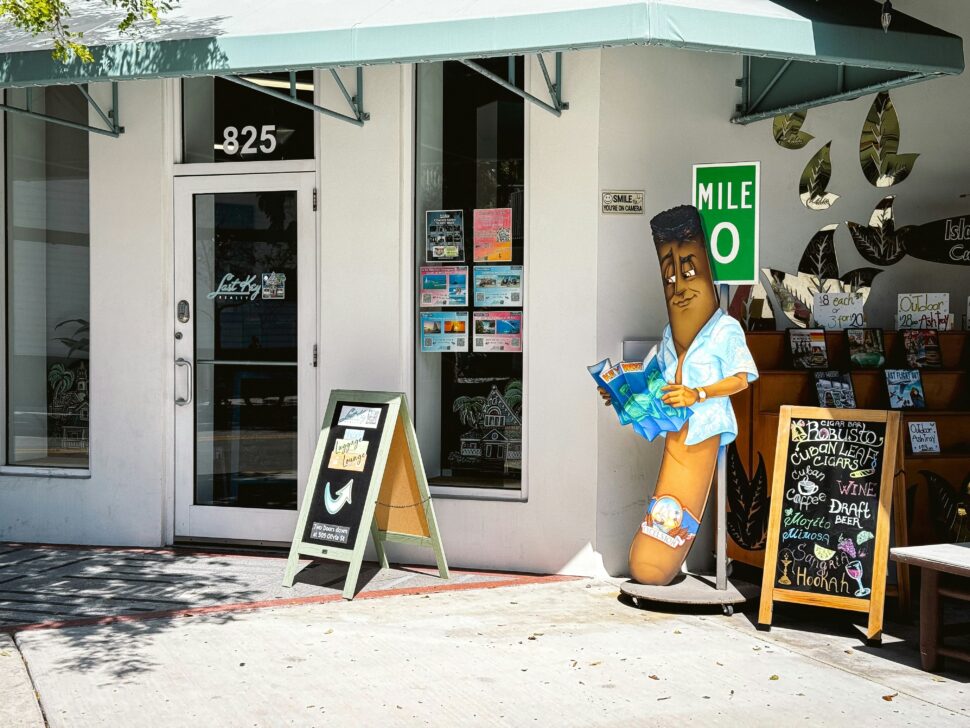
[692,162,760,285]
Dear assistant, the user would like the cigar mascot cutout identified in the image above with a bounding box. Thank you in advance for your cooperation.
[610,205,759,585]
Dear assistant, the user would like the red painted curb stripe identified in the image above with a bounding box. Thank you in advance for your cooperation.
[2,574,578,634]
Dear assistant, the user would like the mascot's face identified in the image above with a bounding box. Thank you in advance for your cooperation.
[656,232,718,337]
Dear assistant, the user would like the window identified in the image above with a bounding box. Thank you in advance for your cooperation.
[414,58,525,491]
[5,86,91,468]
[182,72,315,163]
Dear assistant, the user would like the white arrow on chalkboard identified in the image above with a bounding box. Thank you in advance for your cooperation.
[324,479,354,515]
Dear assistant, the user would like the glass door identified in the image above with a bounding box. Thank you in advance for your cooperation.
[174,174,316,543]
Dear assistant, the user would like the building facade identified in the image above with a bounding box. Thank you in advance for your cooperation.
[0,1,966,577]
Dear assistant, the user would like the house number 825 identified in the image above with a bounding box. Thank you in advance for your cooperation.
[222,125,277,155]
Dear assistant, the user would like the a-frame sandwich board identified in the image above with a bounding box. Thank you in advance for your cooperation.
[283,390,449,599]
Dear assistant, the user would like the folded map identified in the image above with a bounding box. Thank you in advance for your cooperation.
[588,347,692,441]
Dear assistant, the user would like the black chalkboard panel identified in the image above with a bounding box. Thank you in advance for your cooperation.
[759,406,903,643]
[774,417,887,598]
[301,402,390,549]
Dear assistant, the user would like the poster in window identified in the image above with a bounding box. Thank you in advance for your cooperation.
[426,210,465,262]
[474,265,523,307]
[473,311,522,353]
[420,311,469,353]
[473,208,513,262]
[420,266,468,307]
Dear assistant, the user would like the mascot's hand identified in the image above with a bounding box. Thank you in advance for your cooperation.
[661,384,698,408]
[597,387,612,406]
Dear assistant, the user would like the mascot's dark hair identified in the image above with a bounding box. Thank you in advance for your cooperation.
[649,205,705,247]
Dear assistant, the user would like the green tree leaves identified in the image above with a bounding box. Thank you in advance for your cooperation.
[0,1,175,62]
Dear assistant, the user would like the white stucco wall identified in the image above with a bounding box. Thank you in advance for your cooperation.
[593,0,970,576]
[320,53,613,577]
[0,80,171,546]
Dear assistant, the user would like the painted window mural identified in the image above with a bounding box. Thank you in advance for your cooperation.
[5,86,90,468]
[414,58,524,489]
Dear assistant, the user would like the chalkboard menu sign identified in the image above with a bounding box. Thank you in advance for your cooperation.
[283,391,449,599]
[758,407,903,643]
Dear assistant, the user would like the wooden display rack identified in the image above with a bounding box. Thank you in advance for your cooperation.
[730,330,969,565]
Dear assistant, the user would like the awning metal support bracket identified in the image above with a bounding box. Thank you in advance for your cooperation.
[460,52,568,116]
[223,68,369,127]
[0,81,123,137]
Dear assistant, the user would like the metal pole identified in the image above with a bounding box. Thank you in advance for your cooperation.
[716,281,730,591]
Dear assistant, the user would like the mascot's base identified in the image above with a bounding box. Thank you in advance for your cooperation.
[620,573,760,616]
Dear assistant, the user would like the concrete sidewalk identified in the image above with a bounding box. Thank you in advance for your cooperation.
[5,578,970,727]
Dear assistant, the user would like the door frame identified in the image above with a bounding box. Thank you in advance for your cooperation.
[172,172,318,545]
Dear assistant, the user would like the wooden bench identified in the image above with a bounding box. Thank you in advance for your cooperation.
[891,543,970,671]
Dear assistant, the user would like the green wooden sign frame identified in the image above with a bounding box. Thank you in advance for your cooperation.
[282,390,449,599]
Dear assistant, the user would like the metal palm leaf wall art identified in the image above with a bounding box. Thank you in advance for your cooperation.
[848,196,970,267]
[859,91,920,187]
[772,110,815,150]
[799,142,840,210]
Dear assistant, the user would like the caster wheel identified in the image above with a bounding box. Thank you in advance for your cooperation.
[722,605,734,617]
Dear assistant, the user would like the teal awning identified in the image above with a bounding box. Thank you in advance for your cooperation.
[0,0,962,121]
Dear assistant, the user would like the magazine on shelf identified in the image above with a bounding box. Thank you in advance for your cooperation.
[901,329,943,368]
[814,371,856,408]
[788,328,829,369]
[884,369,926,409]
[845,328,886,369]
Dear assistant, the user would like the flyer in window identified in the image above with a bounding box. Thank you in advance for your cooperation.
[420,311,469,353]
[473,208,513,262]
[420,266,468,307]
[473,311,522,353]
[474,265,523,307]
[425,209,465,262]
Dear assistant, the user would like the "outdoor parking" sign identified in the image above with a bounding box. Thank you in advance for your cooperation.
[692,162,760,285]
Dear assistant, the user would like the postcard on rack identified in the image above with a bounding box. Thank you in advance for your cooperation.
[473,208,513,262]
[908,421,940,453]
[474,265,523,307]
[884,369,926,409]
[420,311,469,353]
[901,329,943,368]
[845,328,886,369]
[426,209,465,262]
[473,311,522,353]
[814,371,856,408]
[420,265,468,307]
[788,328,829,369]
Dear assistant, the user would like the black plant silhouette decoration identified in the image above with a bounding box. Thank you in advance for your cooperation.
[726,442,769,551]
[846,196,911,266]
[763,225,882,327]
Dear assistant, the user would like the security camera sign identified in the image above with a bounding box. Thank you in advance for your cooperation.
[601,190,644,215]
[692,162,760,285]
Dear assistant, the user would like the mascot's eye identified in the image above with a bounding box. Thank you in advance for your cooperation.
[666,274,676,284]
[683,268,696,278]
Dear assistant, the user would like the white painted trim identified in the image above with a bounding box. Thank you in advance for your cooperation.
[429,484,527,502]
[401,63,416,407]
[174,159,316,177]
[0,466,91,479]
[0,107,6,468]
[521,53,533,505]
[161,79,178,547]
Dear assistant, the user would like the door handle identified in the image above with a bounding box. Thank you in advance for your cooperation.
[175,358,193,406]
